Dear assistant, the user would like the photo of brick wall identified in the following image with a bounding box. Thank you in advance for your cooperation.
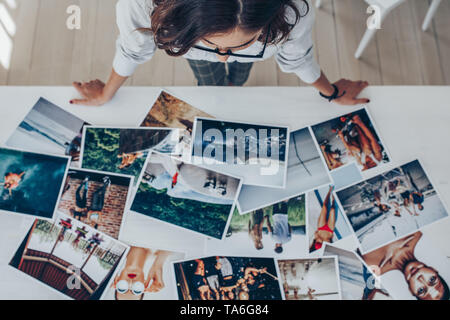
[57,168,132,239]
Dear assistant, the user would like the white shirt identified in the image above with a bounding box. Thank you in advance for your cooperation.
[270,214,292,244]
[113,0,321,84]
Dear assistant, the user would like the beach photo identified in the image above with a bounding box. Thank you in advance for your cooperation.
[237,127,330,214]
[140,91,214,160]
[103,245,184,300]
[277,257,341,300]
[0,147,69,219]
[5,97,89,167]
[81,127,177,185]
[56,168,133,239]
[207,194,307,257]
[130,153,241,239]
[191,118,289,188]
[307,185,353,253]
[322,244,392,300]
[336,160,449,253]
[361,228,450,300]
[311,108,390,172]
[9,212,128,300]
[174,256,282,300]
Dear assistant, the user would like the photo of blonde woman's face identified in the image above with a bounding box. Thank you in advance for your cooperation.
[405,262,446,300]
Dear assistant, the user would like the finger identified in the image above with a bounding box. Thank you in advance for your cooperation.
[352,98,371,105]
[70,98,92,106]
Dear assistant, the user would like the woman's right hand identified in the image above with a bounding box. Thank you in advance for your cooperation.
[70,80,110,106]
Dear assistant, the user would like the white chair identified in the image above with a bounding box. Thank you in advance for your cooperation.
[315,0,443,59]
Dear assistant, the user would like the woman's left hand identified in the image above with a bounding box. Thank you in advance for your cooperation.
[332,79,370,106]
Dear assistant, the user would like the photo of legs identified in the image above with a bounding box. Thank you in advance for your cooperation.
[336,160,449,253]
[174,256,282,300]
[278,257,341,300]
[307,185,352,253]
[207,194,306,257]
[311,108,390,172]
[56,169,133,239]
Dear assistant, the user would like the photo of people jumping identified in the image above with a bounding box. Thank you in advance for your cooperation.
[336,160,449,253]
[174,256,282,300]
[311,108,390,172]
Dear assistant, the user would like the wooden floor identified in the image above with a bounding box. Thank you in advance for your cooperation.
[0,0,449,86]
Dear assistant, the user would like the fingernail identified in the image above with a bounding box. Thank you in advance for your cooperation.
[70,100,73,104]
[367,100,371,103]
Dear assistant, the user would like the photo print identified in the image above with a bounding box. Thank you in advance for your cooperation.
[361,228,450,300]
[336,160,449,253]
[277,257,341,300]
[307,185,353,253]
[5,97,89,167]
[237,127,330,214]
[311,108,390,172]
[207,194,307,258]
[56,168,133,239]
[81,127,181,185]
[9,212,129,300]
[140,91,214,160]
[0,147,69,219]
[173,256,282,300]
[103,245,184,300]
[191,118,289,188]
[322,244,392,300]
[130,153,242,239]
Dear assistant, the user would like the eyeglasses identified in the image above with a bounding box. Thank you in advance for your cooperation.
[115,280,145,296]
[193,25,271,59]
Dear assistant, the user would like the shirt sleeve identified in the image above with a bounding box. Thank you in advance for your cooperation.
[113,0,156,77]
[276,0,321,84]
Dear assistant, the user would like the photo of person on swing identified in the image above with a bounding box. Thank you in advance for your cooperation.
[56,168,133,239]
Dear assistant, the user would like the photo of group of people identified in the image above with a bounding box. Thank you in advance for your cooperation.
[336,160,449,253]
[56,168,133,239]
[0,147,69,219]
[9,212,128,300]
[130,153,241,239]
[103,245,184,300]
[5,97,89,167]
[208,194,306,257]
[311,108,390,172]
[174,256,282,300]
[191,118,289,188]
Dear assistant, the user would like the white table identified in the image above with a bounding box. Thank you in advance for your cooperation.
[0,86,449,299]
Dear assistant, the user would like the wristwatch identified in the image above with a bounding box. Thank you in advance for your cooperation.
[319,84,346,102]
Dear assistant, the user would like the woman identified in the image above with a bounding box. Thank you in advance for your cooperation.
[71,0,369,106]
[310,186,336,252]
[362,231,449,300]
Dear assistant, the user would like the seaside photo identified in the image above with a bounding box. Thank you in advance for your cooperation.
[5,97,89,167]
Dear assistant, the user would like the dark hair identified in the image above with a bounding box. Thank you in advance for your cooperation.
[274,246,283,254]
[441,278,450,300]
[148,0,309,56]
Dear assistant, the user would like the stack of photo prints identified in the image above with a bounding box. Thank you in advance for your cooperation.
[1,92,449,301]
